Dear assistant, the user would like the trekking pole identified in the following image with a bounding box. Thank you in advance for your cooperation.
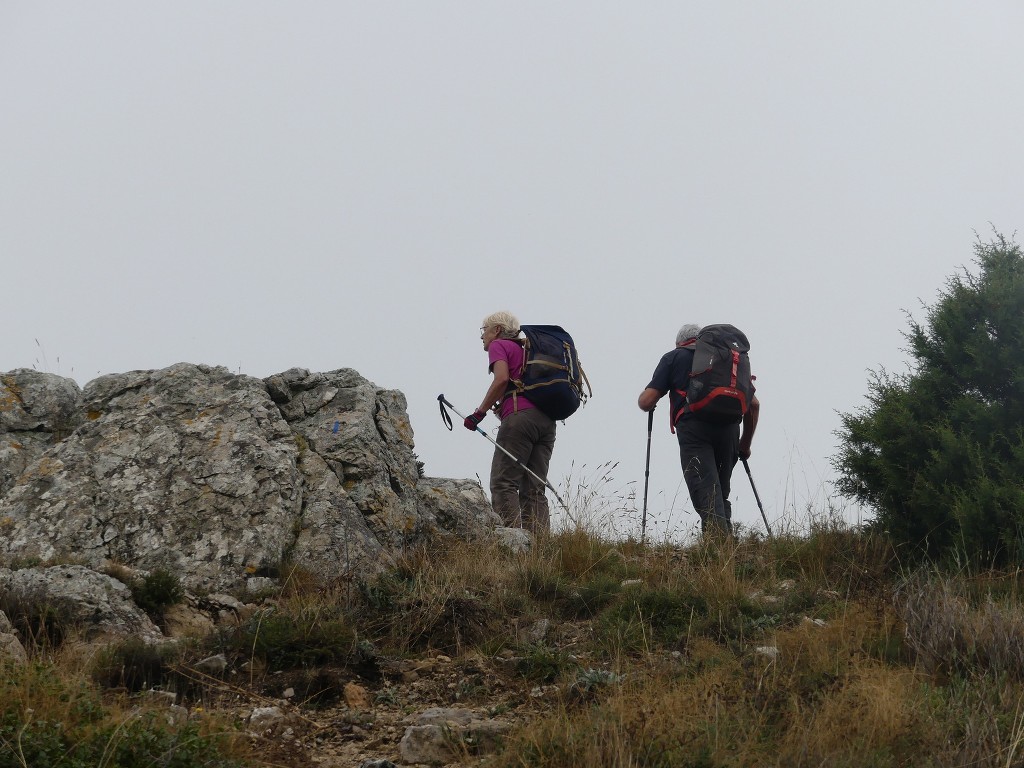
[437,394,577,525]
[641,409,654,544]
[741,458,773,538]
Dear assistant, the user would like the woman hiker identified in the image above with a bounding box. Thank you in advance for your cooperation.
[464,310,556,533]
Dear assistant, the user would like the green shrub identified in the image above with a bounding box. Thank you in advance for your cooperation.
[131,568,185,621]
[357,566,498,655]
[229,608,355,669]
[515,644,580,684]
[834,233,1024,565]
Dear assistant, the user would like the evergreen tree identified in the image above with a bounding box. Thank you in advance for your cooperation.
[834,233,1024,563]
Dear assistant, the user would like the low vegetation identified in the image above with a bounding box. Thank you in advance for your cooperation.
[0,651,254,767]
[5,506,1024,767]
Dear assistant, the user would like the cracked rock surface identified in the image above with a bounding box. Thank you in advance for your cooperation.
[0,364,497,591]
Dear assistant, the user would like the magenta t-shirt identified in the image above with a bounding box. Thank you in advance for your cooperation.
[488,338,537,419]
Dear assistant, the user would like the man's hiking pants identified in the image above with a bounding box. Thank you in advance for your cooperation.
[676,418,740,536]
[491,408,556,533]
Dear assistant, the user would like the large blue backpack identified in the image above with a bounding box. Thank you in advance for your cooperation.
[505,325,591,421]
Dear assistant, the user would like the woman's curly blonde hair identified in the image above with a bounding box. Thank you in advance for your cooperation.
[482,311,522,340]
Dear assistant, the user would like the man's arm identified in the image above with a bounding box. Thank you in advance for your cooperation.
[739,395,760,460]
[637,387,665,412]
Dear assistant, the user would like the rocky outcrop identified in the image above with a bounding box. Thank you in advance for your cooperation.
[0,564,162,641]
[0,369,83,497]
[0,364,498,593]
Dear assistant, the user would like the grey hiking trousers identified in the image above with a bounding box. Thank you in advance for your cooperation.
[676,417,740,536]
[490,407,556,533]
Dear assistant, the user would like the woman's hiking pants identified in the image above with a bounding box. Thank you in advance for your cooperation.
[491,408,556,533]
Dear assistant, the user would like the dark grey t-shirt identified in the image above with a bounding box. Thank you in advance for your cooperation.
[646,346,695,427]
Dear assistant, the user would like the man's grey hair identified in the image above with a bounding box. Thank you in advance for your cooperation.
[482,310,522,340]
[676,323,701,346]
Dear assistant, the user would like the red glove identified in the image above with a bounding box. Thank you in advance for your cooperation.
[463,410,486,430]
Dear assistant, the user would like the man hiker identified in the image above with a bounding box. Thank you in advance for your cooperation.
[464,310,556,533]
[637,323,760,536]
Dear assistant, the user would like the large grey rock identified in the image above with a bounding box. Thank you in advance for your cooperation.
[0,364,302,591]
[0,565,161,640]
[417,477,501,537]
[0,369,83,496]
[399,707,511,765]
[0,363,493,592]
[265,367,420,549]
[493,526,533,554]
[0,369,82,434]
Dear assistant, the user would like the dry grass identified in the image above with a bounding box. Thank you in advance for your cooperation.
[0,639,258,767]
[8,498,1024,766]
[896,567,1024,682]
[482,518,1024,767]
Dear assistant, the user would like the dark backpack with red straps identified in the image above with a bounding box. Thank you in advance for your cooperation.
[676,324,754,423]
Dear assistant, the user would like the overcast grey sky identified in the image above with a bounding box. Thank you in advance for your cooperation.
[2,3,1021,539]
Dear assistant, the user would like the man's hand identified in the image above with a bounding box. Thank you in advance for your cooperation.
[463,410,486,430]
[637,387,664,412]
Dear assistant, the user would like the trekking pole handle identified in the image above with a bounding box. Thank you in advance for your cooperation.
[437,394,488,436]
[438,394,454,430]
